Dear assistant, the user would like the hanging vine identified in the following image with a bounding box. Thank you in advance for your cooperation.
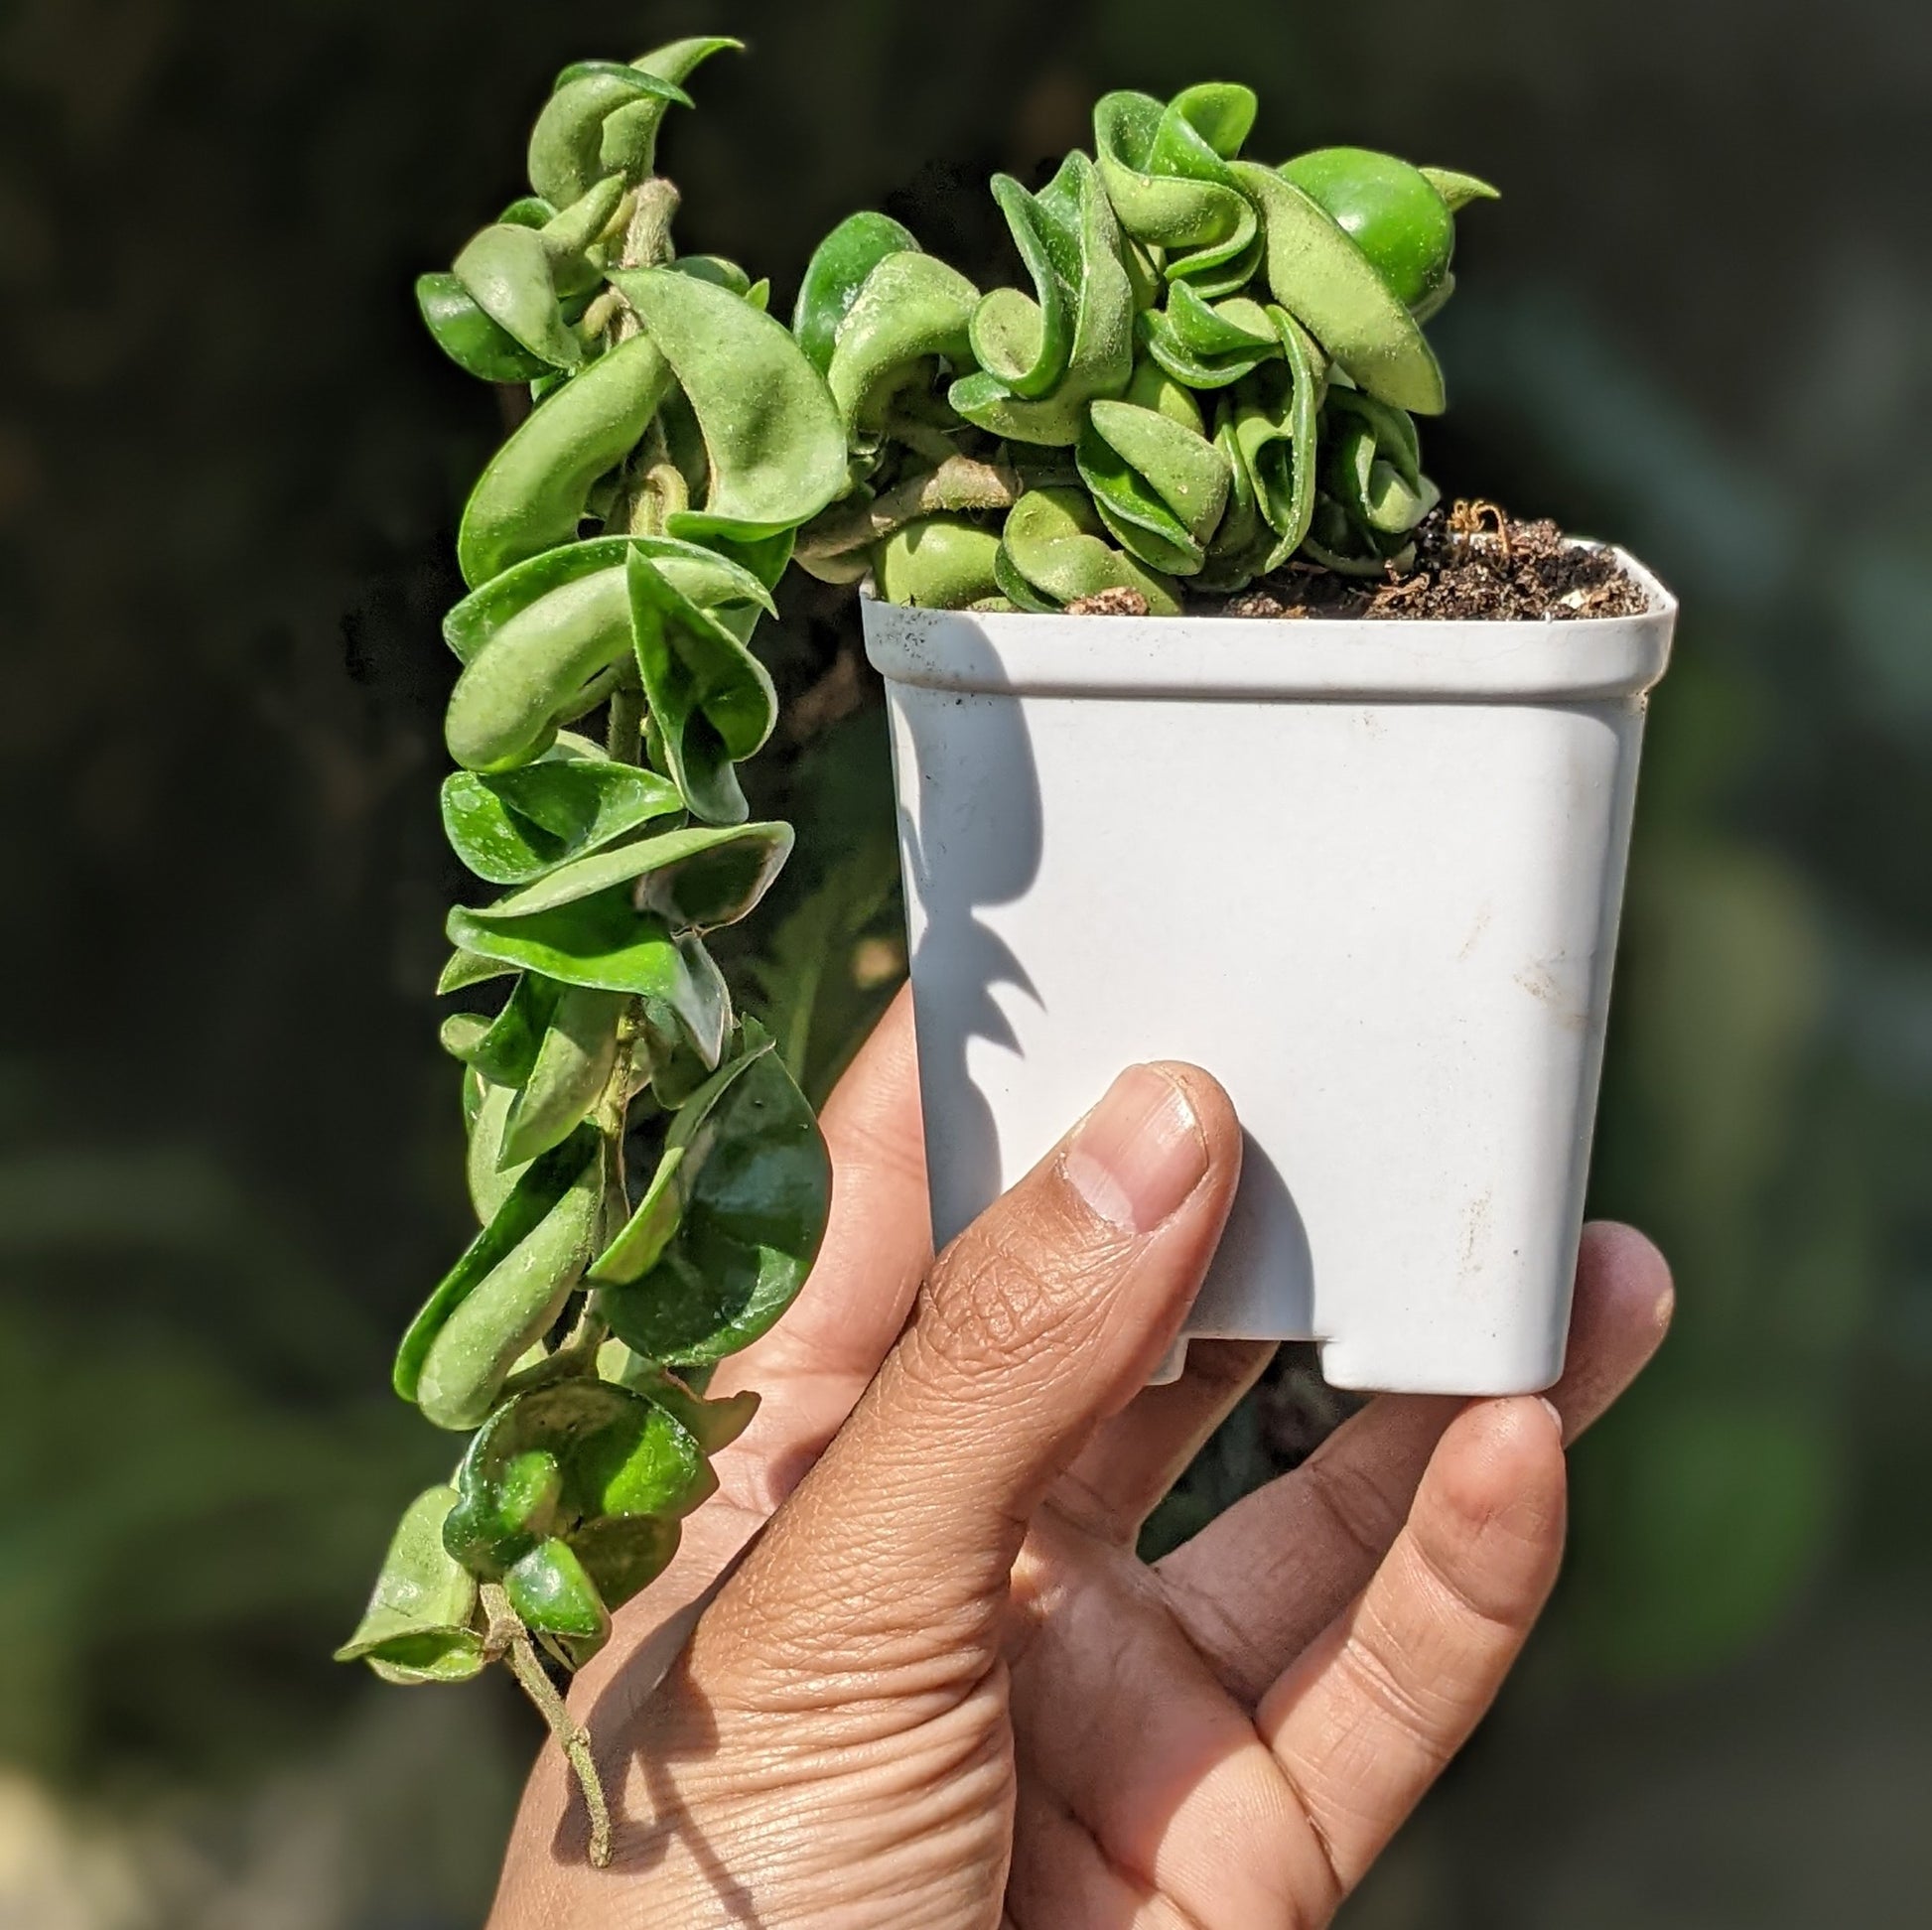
[337,38,844,1864]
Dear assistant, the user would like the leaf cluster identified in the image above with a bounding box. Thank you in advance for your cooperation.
[790,88,1495,608]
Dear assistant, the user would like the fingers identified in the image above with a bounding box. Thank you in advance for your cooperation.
[1258,1398,1568,1899]
[708,986,933,1499]
[1160,1221,1671,1703]
[1054,1339,1277,1544]
[710,1062,1242,1658]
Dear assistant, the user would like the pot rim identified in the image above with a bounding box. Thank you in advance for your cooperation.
[861,541,1676,704]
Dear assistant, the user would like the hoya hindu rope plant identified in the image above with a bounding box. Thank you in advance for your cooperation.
[340,38,1675,1864]
[786,84,1675,1393]
[337,38,850,1862]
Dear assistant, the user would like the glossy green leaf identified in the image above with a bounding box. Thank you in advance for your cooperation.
[441,739,683,887]
[874,516,1004,609]
[590,1039,768,1285]
[416,273,550,384]
[445,531,772,665]
[597,1350,761,1455]
[467,821,794,933]
[504,1537,610,1665]
[499,985,625,1168]
[625,547,776,827]
[335,1486,483,1684]
[1281,147,1456,312]
[996,486,1182,615]
[447,896,729,1068]
[528,65,692,208]
[825,250,981,441]
[1231,160,1446,416]
[452,224,583,370]
[949,153,1133,446]
[443,970,558,1090]
[597,1034,831,1365]
[457,334,674,589]
[609,266,847,544]
[793,210,921,375]
[444,1378,710,1584]
[438,948,515,996]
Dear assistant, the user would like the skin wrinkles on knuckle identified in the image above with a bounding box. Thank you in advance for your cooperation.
[1296,1438,1411,1573]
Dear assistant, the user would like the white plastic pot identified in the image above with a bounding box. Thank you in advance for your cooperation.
[863,552,1676,1395]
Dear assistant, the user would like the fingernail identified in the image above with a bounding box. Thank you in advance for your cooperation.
[1063,1065,1209,1233]
[1538,1397,1566,1444]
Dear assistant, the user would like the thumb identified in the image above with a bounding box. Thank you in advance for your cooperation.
[716,1062,1241,1649]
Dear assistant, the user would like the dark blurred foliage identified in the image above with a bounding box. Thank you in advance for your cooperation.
[1,0,1928,1921]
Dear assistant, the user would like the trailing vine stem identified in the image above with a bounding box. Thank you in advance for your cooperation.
[340,39,843,1859]
[482,1582,614,1867]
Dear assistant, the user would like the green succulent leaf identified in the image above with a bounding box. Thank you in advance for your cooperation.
[873,516,1005,609]
[610,266,848,544]
[447,896,728,1064]
[393,1126,602,1428]
[793,210,921,376]
[597,1028,830,1365]
[441,737,683,887]
[949,152,1133,447]
[996,486,1182,614]
[1231,159,1446,416]
[416,273,551,384]
[1092,86,1258,256]
[825,249,981,442]
[528,59,694,208]
[465,821,794,934]
[444,1378,711,1591]
[441,970,560,1090]
[499,985,626,1169]
[457,334,675,588]
[336,1486,484,1684]
[452,223,584,370]
[1280,147,1458,312]
[625,547,777,827]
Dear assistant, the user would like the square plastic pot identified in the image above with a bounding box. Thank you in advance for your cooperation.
[862,552,1676,1395]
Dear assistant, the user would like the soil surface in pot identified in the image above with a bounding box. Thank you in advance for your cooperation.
[1068,503,1650,622]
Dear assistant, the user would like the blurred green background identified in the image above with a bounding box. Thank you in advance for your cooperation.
[3,0,1928,1921]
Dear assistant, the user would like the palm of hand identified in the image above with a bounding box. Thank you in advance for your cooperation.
[490,994,1669,1928]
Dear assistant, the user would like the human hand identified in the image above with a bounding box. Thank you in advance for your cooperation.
[488,988,1672,1928]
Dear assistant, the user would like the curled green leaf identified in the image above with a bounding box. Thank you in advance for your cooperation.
[1281,148,1459,313]
[1079,397,1232,576]
[447,897,728,1065]
[996,486,1182,615]
[444,1379,710,1599]
[466,820,794,934]
[500,985,626,1168]
[626,547,777,826]
[793,210,921,376]
[457,334,674,588]
[442,737,683,887]
[336,1486,484,1685]
[824,249,981,443]
[874,516,1004,609]
[416,273,550,384]
[1231,159,1445,416]
[1093,83,1259,293]
[528,63,692,208]
[394,1126,602,1427]
[949,152,1133,446]
[597,1030,830,1366]
[610,266,847,544]
[453,224,584,370]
